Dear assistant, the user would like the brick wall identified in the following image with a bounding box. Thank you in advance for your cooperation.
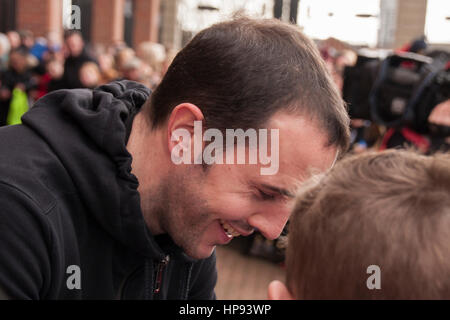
[16,0,62,38]
[15,0,163,47]
[133,0,160,46]
[91,0,125,45]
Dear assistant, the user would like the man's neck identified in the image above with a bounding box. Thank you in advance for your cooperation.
[127,112,167,235]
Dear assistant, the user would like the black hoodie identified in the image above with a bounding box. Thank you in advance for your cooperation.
[0,80,217,300]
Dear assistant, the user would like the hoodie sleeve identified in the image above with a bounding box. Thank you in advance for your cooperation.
[187,250,218,300]
[0,182,52,300]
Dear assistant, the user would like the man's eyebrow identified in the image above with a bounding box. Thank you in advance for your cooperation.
[260,184,296,198]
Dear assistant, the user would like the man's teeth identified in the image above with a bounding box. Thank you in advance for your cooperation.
[220,220,241,238]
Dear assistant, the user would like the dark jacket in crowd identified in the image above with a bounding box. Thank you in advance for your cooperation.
[61,49,97,89]
[0,80,217,299]
[0,69,36,92]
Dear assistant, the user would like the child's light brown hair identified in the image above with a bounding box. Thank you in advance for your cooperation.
[286,150,450,299]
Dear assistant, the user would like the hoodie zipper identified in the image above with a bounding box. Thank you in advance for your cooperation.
[154,255,170,294]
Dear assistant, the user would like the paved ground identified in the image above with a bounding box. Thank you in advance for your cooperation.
[215,238,286,300]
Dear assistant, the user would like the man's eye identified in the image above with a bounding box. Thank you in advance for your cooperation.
[258,189,276,201]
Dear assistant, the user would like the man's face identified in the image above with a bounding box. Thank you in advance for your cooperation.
[65,34,84,57]
[157,111,338,259]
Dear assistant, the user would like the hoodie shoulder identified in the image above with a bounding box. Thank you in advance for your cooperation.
[0,124,71,214]
[18,81,156,256]
[0,180,53,299]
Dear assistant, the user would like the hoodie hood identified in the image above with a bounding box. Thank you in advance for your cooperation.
[21,80,165,259]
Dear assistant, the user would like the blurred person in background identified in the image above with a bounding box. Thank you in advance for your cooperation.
[110,40,128,54]
[98,52,119,83]
[16,30,39,70]
[30,37,49,62]
[428,99,450,151]
[45,31,62,54]
[136,41,166,87]
[115,47,135,77]
[35,58,64,99]
[136,42,165,73]
[6,31,21,51]
[349,119,381,154]
[30,32,62,65]
[18,30,34,52]
[43,32,64,67]
[428,99,450,128]
[0,33,11,71]
[0,48,36,126]
[409,37,427,55]
[79,62,102,89]
[319,44,376,154]
[33,32,64,99]
[333,49,357,92]
[398,36,428,55]
[121,57,146,84]
[61,31,97,89]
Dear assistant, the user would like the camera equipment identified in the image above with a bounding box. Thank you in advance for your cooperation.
[342,53,382,120]
[343,50,450,137]
[369,52,447,131]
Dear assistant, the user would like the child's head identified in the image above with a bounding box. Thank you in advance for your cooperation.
[269,150,450,299]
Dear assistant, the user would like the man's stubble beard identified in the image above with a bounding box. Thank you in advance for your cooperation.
[149,169,214,259]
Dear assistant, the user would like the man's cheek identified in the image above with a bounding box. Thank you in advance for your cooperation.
[211,196,255,221]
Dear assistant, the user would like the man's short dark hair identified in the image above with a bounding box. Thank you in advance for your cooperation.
[147,17,350,152]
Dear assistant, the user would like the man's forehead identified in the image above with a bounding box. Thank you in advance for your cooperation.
[268,113,338,171]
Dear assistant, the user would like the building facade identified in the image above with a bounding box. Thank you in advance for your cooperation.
[0,0,160,48]
[1,0,445,50]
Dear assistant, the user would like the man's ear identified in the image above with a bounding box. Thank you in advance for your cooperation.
[166,103,204,163]
[268,280,294,300]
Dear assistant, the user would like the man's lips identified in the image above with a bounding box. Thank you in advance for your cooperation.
[219,219,254,238]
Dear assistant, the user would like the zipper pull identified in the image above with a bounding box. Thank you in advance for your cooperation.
[154,255,170,294]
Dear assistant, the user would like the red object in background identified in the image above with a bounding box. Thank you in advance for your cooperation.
[397,43,411,53]
[36,73,51,99]
[380,127,430,153]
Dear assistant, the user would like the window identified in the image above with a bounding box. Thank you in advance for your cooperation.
[425,0,450,44]
[297,0,380,47]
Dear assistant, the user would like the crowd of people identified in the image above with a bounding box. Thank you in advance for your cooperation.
[0,29,177,127]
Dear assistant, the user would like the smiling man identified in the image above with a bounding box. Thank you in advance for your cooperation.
[0,18,349,299]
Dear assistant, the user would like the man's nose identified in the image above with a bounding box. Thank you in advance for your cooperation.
[247,208,290,240]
